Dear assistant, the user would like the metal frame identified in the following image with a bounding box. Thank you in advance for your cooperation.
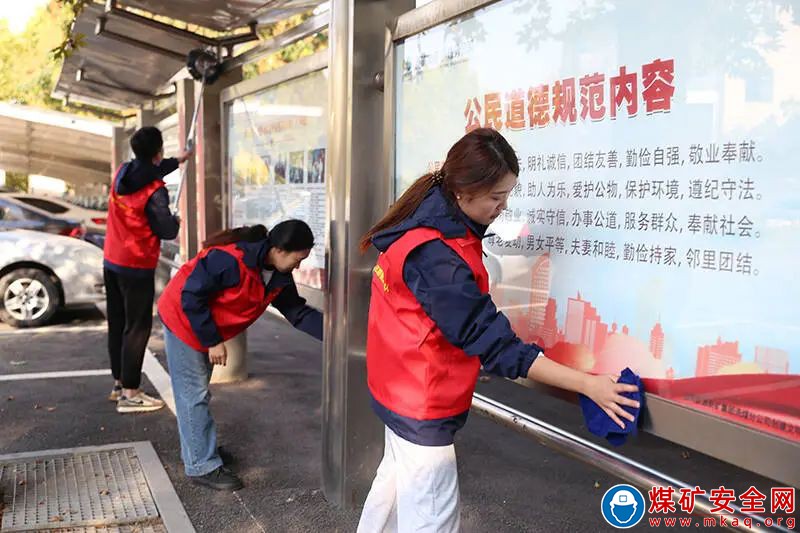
[473,394,793,533]
[104,0,259,48]
[75,68,175,100]
[381,26,398,204]
[0,442,195,533]
[94,15,189,61]
[52,89,130,112]
[155,109,179,133]
[220,51,328,103]
[220,51,329,310]
[226,12,330,71]
[382,0,799,488]
[392,0,498,40]
[322,0,418,507]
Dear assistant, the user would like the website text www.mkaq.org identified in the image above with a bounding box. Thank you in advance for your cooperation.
[641,485,796,529]
[648,515,795,529]
[601,485,796,530]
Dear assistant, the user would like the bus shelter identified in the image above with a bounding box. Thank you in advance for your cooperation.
[54,0,800,514]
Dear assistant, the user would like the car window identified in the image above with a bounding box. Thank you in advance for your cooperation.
[0,200,27,221]
[14,197,70,214]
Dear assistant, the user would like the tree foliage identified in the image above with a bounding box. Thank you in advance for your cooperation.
[243,13,329,79]
[50,0,92,61]
[2,2,328,120]
[3,172,29,192]
[0,1,119,119]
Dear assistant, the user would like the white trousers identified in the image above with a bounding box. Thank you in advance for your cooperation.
[357,426,460,533]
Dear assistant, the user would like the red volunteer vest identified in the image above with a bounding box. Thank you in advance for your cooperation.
[366,227,490,420]
[104,164,164,270]
[158,243,283,351]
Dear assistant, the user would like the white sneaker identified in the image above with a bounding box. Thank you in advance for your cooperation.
[117,391,165,413]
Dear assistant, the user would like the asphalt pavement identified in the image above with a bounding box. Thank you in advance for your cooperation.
[0,310,786,532]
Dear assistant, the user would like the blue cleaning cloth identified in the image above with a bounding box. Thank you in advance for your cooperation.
[579,367,643,446]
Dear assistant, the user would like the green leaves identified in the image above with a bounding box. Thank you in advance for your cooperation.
[0,1,117,119]
[50,0,91,60]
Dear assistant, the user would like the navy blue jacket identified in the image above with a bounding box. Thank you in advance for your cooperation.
[180,239,323,346]
[370,186,542,445]
[104,158,180,278]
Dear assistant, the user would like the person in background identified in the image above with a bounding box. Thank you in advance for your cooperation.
[157,220,322,491]
[357,128,640,532]
[104,126,192,413]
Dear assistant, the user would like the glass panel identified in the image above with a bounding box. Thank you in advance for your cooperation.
[394,0,800,442]
[14,197,70,214]
[226,69,329,290]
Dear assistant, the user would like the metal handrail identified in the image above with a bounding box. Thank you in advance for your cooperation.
[158,255,182,272]
[471,393,790,532]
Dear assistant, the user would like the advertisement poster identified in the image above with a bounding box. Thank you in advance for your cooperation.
[394,0,799,441]
[227,69,328,289]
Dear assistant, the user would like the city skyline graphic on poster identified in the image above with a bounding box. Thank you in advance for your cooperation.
[488,251,798,440]
[490,253,791,380]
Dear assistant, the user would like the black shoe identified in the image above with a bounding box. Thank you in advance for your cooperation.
[217,446,235,465]
[190,466,243,491]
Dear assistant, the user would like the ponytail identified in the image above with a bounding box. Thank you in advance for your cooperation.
[202,224,268,249]
[359,172,441,253]
[359,128,519,254]
[202,220,315,252]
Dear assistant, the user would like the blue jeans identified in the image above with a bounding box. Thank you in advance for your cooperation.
[164,327,223,477]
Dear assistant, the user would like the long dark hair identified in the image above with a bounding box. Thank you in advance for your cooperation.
[270,219,314,251]
[359,128,519,253]
[203,224,268,248]
[202,220,314,251]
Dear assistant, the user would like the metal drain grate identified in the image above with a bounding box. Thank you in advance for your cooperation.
[0,443,191,532]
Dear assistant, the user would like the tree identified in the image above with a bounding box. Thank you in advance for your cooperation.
[3,172,29,192]
[0,1,119,120]
[48,1,328,80]
[243,14,329,79]
[2,2,328,120]
[233,148,270,186]
[49,0,91,61]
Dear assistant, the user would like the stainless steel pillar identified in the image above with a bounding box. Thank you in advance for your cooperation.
[195,67,243,247]
[211,332,248,384]
[323,0,415,508]
[135,106,156,128]
[175,78,199,261]
[190,66,247,384]
[111,126,128,175]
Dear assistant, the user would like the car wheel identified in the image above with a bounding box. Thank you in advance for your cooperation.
[0,268,60,328]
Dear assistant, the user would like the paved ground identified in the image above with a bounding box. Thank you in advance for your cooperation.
[0,305,105,334]
[0,310,787,532]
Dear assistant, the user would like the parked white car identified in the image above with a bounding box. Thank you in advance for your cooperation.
[0,230,105,327]
[0,192,107,232]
